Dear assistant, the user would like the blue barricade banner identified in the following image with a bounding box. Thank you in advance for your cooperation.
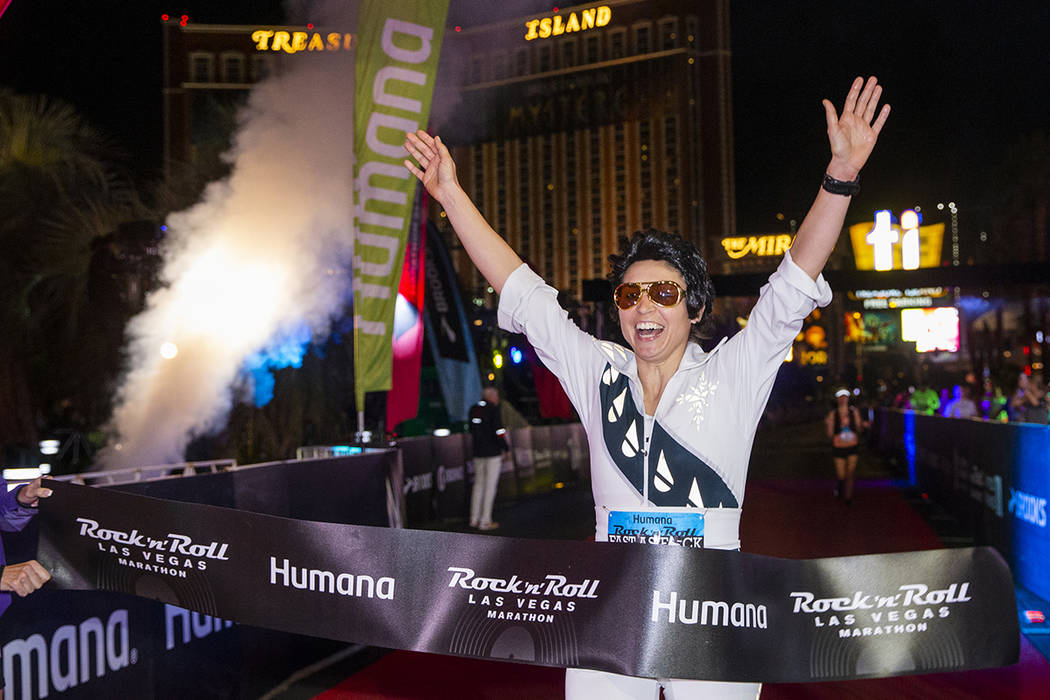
[877,409,1050,602]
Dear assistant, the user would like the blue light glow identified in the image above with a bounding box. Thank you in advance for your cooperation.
[1011,423,1050,601]
[243,322,313,407]
[902,410,917,485]
[510,346,523,364]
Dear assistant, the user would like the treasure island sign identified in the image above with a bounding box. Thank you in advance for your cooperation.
[524,5,612,41]
[251,29,355,53]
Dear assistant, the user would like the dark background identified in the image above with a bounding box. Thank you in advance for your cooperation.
[2,0,1047,232]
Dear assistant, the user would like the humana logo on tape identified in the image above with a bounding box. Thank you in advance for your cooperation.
[608,511,704,547]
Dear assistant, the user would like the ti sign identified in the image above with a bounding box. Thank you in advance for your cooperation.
[848,210,944,271]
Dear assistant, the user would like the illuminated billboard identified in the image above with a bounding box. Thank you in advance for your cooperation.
[844,310,900,347]
[847,286,950,310]
[901,307,959,353]
[720,234,793,260]
[524,5,612,41]
[251,29,355,53]
[848,209,944,271]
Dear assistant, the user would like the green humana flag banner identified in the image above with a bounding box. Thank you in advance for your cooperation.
[353,0,449,410]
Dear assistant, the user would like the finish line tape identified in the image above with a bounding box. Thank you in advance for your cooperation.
[37,481,1019,683]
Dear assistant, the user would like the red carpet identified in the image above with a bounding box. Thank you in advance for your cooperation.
[740,477,945,557]
[316,650,563,700]
[316,477,1050,699]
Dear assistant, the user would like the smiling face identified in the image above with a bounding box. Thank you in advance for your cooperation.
[617,259,701,369]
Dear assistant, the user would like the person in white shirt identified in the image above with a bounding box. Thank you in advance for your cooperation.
[405,76,890,700]
[943,384,979,419]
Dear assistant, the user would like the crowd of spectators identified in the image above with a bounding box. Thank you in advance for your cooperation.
[885,372,1048,424]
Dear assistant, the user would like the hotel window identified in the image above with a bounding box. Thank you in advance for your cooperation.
[491,51,506,81]
[659,18,678,50]
[561,38,578,68]
[665,117,680,231]
[567,132,579,293]
[609,29,626,59]
[640,120,652,228]
[220,52,245,83]
[633,23,652,55]
[538,44,552,72]
[251,55,273,81]
[589,130,602,273]
[515,48,529,76]
[614,124,625,235]
[472,147,485,293]
[496,141,507,234]
[519,139,531,260]
[542,136,554,280]
[189,52,214,83]
[473,146,485,209]
[585,34,601,63]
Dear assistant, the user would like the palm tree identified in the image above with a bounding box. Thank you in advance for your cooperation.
[0,89,143,464]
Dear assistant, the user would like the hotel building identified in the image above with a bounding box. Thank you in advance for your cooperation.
[432,0,734,299]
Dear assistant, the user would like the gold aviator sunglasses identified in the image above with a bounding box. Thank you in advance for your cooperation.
[613,280,686,310]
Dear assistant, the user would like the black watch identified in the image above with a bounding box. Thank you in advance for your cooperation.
[822,173,860,196]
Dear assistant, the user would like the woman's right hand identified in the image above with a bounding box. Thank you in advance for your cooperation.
[403,130,460,205]
[402,130,523,293]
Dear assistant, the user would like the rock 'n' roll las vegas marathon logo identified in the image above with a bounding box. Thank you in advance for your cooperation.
[75,517,231,577]
[447,566,599,623]
[789,581,973,639]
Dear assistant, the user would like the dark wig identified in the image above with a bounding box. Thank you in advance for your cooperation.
[607,229,715,342]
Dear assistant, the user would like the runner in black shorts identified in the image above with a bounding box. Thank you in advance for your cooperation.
[826,388,868,505]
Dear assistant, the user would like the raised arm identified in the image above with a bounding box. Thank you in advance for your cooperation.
[789,76,891,280]
[403,130,523,294]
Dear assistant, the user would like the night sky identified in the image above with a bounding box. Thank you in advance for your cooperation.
[1,0,1047,232]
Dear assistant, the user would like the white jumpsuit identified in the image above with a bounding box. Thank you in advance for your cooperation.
[497,251,831,698]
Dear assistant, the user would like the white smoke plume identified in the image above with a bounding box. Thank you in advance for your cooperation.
[105,1,359,468]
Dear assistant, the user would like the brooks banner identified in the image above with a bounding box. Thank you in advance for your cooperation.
[352,0,449,409]
[38,482,1019,683]
[424,221,482,421]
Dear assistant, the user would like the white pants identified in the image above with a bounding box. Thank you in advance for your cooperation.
[469,455,502,526]
[565,668,761,699]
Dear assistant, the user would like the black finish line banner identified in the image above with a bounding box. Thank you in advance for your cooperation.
[37,482,1019,683]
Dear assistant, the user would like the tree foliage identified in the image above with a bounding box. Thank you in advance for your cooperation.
[0,90,145,462]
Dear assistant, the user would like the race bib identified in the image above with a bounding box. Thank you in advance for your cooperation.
[835,427,858,448]
[608,511,705,548]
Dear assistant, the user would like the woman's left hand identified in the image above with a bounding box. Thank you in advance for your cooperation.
[16,477,53,507]
[823,76,891,180]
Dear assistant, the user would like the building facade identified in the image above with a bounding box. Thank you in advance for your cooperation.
[159,9,1049,397]
[162,19,353,176]
[432,0,734,300]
